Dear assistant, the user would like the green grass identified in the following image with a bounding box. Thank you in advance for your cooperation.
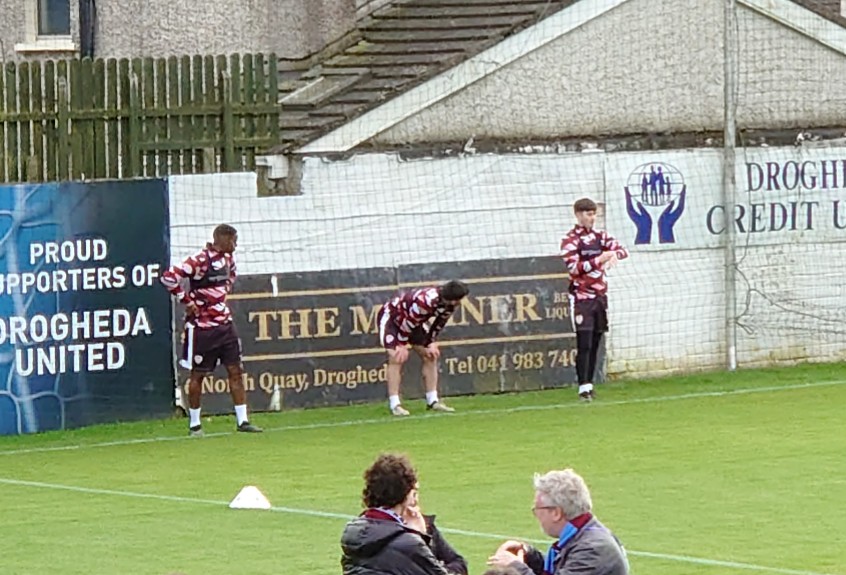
[2,363,845,575]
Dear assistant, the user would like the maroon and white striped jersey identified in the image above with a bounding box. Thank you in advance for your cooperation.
[161,243,236,328]
[382,287,455,347]
[561,226,629,301]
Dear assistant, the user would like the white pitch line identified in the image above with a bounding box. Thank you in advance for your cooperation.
[437,527,836,575]
[0,477,839,575]
[1,378,844,457]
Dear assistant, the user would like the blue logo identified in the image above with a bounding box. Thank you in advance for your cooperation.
[624,162,687,244]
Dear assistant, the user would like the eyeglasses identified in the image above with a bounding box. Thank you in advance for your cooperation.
[531,505,557,514]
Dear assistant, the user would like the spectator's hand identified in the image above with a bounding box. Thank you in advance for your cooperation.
[425,343,440,360]
[402,504,427,534]
[494,541,526,558]
[390,346,409,364]
[488,546,524,567]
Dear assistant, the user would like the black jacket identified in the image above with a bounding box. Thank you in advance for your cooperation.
[425,515,468,575]
[341,515,450,575]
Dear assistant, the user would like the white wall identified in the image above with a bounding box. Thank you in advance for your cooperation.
[169,144,846,377]
[607,250,727,376]
[170,153,603,274]
[603,146,846,373]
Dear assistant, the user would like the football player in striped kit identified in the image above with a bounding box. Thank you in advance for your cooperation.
[560,199,629,402]
[377,280,469,416]
[161,224,262,436]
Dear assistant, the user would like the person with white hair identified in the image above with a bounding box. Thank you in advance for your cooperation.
[487,468,629,575]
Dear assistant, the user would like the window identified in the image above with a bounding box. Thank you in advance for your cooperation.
[15,0,75,53]
[38,0,71,36]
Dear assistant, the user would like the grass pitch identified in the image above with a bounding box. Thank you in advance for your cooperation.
[1,363,844,575]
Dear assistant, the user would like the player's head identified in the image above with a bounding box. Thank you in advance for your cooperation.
[212,224,238,254]
[532,468,593,537]
[439,280,469,305]
[362,453,419,512]
[573,198,598,229]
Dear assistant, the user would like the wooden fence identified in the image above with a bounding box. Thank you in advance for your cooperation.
[0,53,280,183]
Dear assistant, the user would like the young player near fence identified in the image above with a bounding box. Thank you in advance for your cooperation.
[377,280,470,416]
[560,198,629,402]
[161,224,262,436]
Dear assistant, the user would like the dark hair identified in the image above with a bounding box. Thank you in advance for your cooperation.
[440,280,469,301]
[573,198,598,213]
[362,453,418,509]
[213,224,237,240]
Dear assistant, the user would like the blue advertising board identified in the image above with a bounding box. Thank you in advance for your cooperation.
[0,180,173,435]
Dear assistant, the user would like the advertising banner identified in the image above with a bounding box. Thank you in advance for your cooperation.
[176,256,588,414]
[0,180,173,435]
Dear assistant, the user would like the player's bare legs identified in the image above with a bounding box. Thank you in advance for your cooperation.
[226,363,262,432]
[387,347,410,416]
[414,344,454,413]
[187,371,204,409]
[226,363,247,405]
[414,345,439,394]
[187,370,206,436]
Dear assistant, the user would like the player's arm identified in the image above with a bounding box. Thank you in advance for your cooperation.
[561,234,601,276]
[423,307,454,347]
[160,257,195,303]
[602,231,629,260]
[228,255,237,289]
[161,250,205,303]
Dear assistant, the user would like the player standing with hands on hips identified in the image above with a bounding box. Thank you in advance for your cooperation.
[161,224,262,436]
[560,199,629,402]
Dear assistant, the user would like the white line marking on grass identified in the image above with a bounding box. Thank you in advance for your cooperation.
[1,379,844,457]
[438,527,835,575]
[625,550,839,575]
[0,477,839,575]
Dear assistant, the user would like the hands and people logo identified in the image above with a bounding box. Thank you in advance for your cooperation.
[623,163,687,244]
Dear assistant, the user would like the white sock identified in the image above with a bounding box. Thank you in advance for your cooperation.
[389,395,401,410]
[189,408,202,428]
[578,383,594,395]
[234,404,248,425]
[425,391,439,405]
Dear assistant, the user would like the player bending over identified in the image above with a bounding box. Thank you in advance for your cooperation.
[378,280,470,416]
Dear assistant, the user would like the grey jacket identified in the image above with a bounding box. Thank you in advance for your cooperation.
[512,517,629,575]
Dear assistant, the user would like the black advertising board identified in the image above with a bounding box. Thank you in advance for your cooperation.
[174,256,598,414]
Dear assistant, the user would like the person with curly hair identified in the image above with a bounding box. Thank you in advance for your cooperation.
[341,453,461,575]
